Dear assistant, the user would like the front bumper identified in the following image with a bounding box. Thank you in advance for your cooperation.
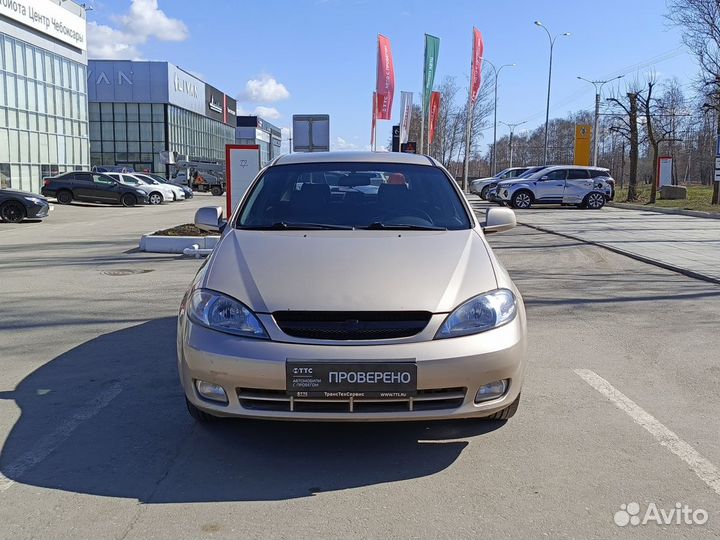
[27,201,51,218]
[178,312,527,421]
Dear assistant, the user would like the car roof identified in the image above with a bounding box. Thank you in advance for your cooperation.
[272,151,437,167]
[535,165,609,172]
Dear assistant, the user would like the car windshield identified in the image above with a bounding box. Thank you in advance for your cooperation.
[236,163,472,230]
[518,167,545,178]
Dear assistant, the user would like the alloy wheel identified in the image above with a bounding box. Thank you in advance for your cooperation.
[1,202,25,223]
[587,193,605,209]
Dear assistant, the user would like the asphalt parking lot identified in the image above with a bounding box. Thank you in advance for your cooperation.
[1,198,719,539]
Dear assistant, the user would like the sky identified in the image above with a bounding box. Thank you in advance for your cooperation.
[86,0,700,153]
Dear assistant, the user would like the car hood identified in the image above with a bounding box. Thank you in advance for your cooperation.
[471,177,494,184]
[1,189,46,199]
[204,229,498,313]
[497,178,531,188]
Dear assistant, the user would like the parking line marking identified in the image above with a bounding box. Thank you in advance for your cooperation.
[0,382,122,493]
[574,369,720,497]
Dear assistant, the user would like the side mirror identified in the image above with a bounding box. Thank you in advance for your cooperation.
[195,206,225,233]
[540,175,549,181]
[482,207,516,234]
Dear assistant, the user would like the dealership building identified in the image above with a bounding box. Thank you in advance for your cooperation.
[1,0,89,193]
[87,60,237,174]
[235,115,282,167]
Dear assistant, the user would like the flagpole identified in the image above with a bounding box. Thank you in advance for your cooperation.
[374,34,379,151]
[420,37,426,155]
[462,29,474,193]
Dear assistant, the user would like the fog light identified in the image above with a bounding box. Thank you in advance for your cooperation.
[475,380,508,403]
[195,380,228,404]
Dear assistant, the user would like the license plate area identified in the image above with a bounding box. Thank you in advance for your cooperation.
[286,360,417,398]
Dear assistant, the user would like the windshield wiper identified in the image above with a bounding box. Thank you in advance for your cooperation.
[241,221,354,230]
[362,222,447,231]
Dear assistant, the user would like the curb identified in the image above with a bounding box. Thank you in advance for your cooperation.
[518,222,720,286]
[608,202,720,220]
[139,233,221,254]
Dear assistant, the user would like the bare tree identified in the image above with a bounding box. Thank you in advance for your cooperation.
[607,82,643,201]
[666,0,720,203]
[637,77,676,202]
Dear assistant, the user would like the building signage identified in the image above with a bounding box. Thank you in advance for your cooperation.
[204,83,235,126]
[167,64,204,115]
[224,94,237,126]
[204,83,225,124]
[1,0,86,50]
[88,60,169,104]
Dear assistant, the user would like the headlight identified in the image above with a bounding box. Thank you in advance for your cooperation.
[135,189,146,195]
[435,289,517,339]
[188,289,268,339]
[23,196,44,204]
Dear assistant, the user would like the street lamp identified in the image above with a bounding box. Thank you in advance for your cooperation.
[482,59,516,176]
[535,21,570,165]
[499,120,527,168]
[577,75,624,166]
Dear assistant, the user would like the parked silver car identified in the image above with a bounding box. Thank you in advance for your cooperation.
[469,166,534,199]
[178,151,528,422]
[485,166,549,203]
[496,166,613,209]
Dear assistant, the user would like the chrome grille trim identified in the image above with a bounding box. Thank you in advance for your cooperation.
[237,387,466,413]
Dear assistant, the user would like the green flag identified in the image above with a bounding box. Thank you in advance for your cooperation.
[423,34,440,114]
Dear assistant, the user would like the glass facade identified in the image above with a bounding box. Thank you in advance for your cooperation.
[168,105,234,161]
[0,32,89,192]
[89,102,167,173]
[88,102,234,173]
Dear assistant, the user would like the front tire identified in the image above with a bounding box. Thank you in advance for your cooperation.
[56,190,73,205]
[186,398,216,423]
[120,193,137,207]
[210,186,223,196]
[584,192,606,210]
[480,186,490,200]
[148,192,163,205]
[484,393,521,421]
[0,201,27,223]
[511,190,533,209]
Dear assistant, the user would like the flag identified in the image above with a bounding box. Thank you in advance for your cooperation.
[423,34,440,115]
[470,27,484,105]
[376,34,395,120]
[399,91,413,144]
[371,92,377,147]
[428,91,441,145]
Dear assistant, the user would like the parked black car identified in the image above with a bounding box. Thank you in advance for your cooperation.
[41,172,149,206]
[0,189,51,223]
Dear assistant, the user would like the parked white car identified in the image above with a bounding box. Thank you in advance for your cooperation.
[105,173,175,205]
[133,173,186,201]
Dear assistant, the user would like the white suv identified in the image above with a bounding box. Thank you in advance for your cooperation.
[496,166,613,210]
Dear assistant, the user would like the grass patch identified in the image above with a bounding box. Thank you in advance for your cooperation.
[614,184,719,214]
[152,224,216,236]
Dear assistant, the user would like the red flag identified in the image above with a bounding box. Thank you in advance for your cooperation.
[428,91,441,145]
[375,34,395,120]
[470,27,484,104]
[371,92,377,147]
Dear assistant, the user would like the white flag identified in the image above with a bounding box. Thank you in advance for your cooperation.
[399,91,414,144]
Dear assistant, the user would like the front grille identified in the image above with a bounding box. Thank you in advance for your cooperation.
[237,387,467,413]
[273,311,431,340]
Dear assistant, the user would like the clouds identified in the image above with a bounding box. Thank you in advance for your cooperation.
[253,106,281,120]
[240,76,290,103]
[332,137,370,151]
[88,0,188,60]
